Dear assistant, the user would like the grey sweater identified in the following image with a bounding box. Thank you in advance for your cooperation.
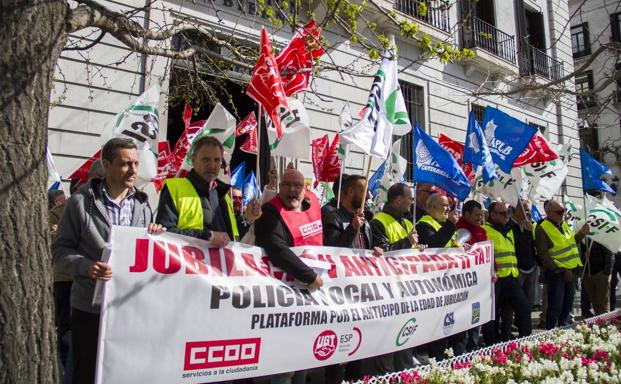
[52,178,153,314]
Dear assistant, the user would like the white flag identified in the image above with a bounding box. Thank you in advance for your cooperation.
[339,36,411,158]
[389,139,407,181]
[524,143,572,206]
[474,165,522,206]
[46,148,62,190]
[180,103,237,174]
[266,98,311,160]
[564,194,584,231]
[102,85,160,185]
[585,194,621,252]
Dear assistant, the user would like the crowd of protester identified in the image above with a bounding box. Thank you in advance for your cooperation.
[50,136,621,384]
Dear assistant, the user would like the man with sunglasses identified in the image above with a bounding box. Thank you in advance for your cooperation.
[414,183,438,222]
[482,201,532,342]
[536,200,589,329]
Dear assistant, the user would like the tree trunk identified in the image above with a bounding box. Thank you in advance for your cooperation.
[0,1,68,382]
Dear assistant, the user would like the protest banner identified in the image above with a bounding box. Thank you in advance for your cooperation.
[96,228,494,383]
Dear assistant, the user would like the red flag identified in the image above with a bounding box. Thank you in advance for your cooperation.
[68,150,101,185]
[311,135,329,187]
[235,112,257,137]
[240,129,258,155]
[183,104,192,131]
[322,134,342,183]
[513,133,558,167]
[438,134,475,186]
[152,119,204,191]
[276,20,324,96]
[247,27,288,138]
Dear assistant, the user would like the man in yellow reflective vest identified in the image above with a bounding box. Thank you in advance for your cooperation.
[483,201,532,342]
[370,183,421,373]
[156,136,240,246]
[535,200,589,329]
[415,193,469,359]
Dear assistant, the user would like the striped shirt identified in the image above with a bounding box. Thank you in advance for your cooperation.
[99,183,136,226]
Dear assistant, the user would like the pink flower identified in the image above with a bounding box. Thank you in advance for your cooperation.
[538,342,560,358]
[493,350,508,365]
[454,361,472,369]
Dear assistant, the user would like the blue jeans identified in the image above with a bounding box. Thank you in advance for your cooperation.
[545,270,576,329]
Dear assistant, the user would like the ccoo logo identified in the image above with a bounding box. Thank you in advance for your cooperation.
[313,330,337,361]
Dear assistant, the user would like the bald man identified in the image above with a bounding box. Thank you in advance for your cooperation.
[535,200,589,329]
[415,183,438,221]
[254,169,323,383]
[255,169,323,287]
[416,194,459,248]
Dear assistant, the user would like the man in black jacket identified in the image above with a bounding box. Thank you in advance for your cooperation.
[323,175,382,382]
[156,136,241,246]
[416,193,459,248]
[582,240,614,315]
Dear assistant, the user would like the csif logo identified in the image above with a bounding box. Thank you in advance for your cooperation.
[313,330,337,361]
[184,338,260,370]
[443,312,455,335]
[395,318,418,347]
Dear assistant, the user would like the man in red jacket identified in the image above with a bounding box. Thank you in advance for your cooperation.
[455,200,488,245]
[455,199,487,350]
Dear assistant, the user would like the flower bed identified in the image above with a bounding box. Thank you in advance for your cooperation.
[359,311,621,383]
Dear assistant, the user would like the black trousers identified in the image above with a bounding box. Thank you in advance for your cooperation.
[54,281,72,366]
[71,308,101,384]
[483,277,532,343]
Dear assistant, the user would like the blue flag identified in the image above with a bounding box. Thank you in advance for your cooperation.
[243,171,261,205]
[463,111,496,183]
[580,148,615,194]
[531,204,544,223]
[368,161,386,196]
[412,124,471,200]
[481,107,537,173]
[230,162,245,190]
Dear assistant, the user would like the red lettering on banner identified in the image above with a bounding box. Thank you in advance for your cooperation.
[129,238,149,273]
[340,256,361,277]
[443,254,460,270]
[316,254,337,279]
[428,254,447,270]
[418,254,436,273]
[241,253,269,276]
[223,248,246,276]
[184,338,261,370]
[153,240,182,274]
[385,257,403,275]
[183,246,208,275]
[402,256,420,274]
[208,248,224,276]
[352,257,374,276]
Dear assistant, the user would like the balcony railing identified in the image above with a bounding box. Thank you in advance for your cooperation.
[461,16,516,64]
[394,0,450,32]
[518,45,565,81]
[577,94,598,110]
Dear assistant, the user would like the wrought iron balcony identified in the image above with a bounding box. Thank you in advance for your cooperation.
[394,0,450,32]
[577,94,598,110]
[461,16,516,64]
[518,45,565,81]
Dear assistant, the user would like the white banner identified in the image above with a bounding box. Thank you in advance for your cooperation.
[96,228,494,383]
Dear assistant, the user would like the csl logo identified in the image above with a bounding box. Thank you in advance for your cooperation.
[395,318,418,347]
[443,312,455,335]
[313,330,337,361]
[184,338,260,370]
[471,302,480,324]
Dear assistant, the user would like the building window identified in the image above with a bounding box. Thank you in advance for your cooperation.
[575,71,596,109]
[579,122,599,158]
[571,23,591,58]
[471,104,485,125]
[399,81,425,181]
[612,12,621,42]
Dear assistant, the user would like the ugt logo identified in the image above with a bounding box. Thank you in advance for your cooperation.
[471,302,481,324]
[313,330,337,361]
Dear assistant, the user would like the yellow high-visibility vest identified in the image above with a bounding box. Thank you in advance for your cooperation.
[373,212,413,246]
[539,219,582,269]
[483,223,519,278]
[416,215,455,247]
[165,178,239,239]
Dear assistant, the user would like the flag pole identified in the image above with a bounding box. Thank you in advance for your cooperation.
[336,146,348,209]
[256,106,262,189]
[359,155,373,221]
[411,181,418,221]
